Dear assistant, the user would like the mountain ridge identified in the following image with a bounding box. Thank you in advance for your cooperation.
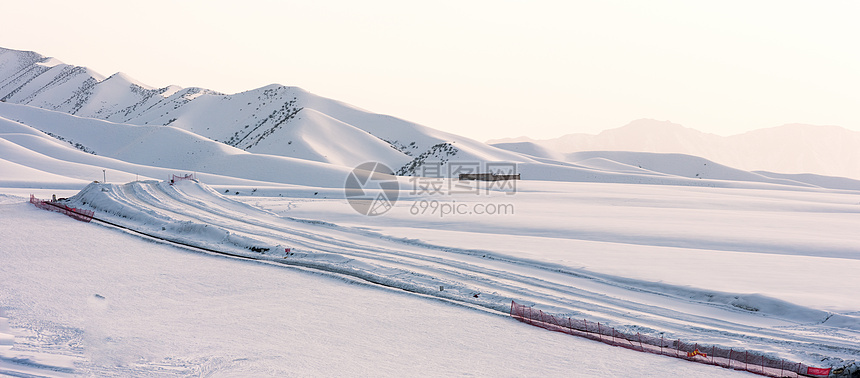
[0,47,530,173]
[489,119,860,179]
[2,46,859,187]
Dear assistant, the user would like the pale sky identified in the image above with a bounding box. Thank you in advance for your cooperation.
[3,0,859,140]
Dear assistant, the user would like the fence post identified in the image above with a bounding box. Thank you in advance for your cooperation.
[710,345,715,365]
[622,328,634,349]
[676,339,681,358]
[597,322,603,342]
[660,335,664,355]
[637,333,643,351]
[728,349,732,369]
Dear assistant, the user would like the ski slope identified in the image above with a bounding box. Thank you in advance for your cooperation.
[29,180,857,371]
[2,192,754,377]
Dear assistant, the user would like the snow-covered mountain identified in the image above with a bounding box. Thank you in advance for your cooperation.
[3,46,859,192]
[489,119,860,180]
[0,47,529,173]
[8,100,860,191]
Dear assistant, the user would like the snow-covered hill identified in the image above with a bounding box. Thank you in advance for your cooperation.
[490,119,860,180]
[0,47,532,173]
[0,102,355,188]
[10,103,858,194]
[5,46,859,190]
[5,100,860,193]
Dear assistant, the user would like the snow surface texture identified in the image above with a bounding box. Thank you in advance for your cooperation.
[2,45,860,376]
[0,197,750,377]
[6,179,859,375]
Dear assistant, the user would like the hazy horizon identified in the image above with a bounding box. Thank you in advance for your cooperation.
[487,118,859,142]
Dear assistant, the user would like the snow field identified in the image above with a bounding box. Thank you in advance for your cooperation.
[0,199,748,377]
[18,179,853,368]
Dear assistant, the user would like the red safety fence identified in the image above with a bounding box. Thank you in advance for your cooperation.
[510,301,832,377]
[30,194,94,223]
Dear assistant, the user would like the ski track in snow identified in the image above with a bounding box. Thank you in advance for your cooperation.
[62,180,860,367]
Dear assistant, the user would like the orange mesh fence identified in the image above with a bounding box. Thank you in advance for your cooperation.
[510,300,830,377]
[30,194,94,223]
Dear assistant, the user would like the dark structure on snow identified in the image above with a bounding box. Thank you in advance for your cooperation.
[458,173,521,181]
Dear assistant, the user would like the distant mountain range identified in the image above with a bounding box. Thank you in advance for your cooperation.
[2,46,859,190]
[488,119,860,180]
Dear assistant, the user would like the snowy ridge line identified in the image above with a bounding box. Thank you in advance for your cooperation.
[510,301,836,377]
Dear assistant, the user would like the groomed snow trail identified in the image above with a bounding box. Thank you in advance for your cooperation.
[65,180,860,366]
